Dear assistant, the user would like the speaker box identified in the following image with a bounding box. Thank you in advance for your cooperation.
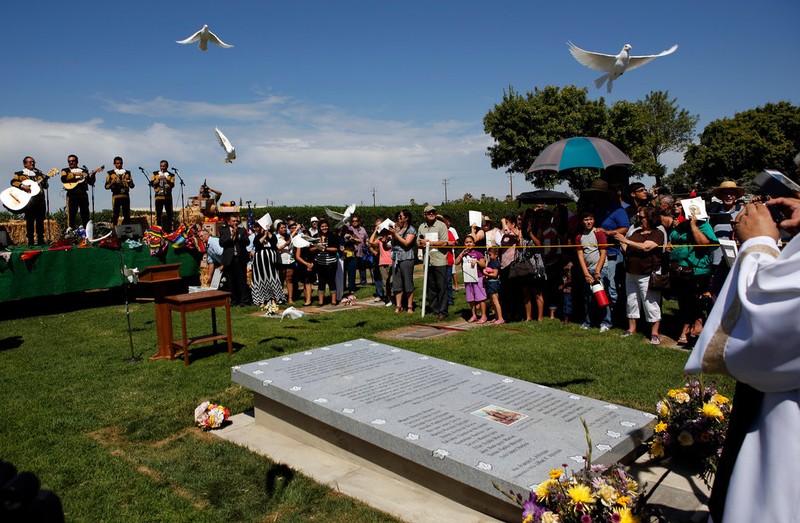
[114,224,144,240]
[0,231,10,248]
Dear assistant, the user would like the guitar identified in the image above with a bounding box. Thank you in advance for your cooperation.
[0,168,59,212]
[62,165,104,191]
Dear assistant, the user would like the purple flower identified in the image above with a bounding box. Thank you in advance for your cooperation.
[522,500,544,521]
[611,513,622,523]
[581,515,593,523]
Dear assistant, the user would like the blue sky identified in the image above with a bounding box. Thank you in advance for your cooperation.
[2,1,798,211]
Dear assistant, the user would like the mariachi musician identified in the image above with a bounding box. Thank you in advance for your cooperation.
[105,156,135,225]
[151,160,175,232]
[11,156,49,245]
[60,154,97,229]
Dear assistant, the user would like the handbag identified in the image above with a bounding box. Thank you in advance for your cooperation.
[508,256,536,279]
[650,251,672,290]
[649,268,671,290]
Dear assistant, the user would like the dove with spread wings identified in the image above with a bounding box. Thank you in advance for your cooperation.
[567,41,678,93]
[214,127,236,163]
[176,25,233,51]
[325,203,357,229]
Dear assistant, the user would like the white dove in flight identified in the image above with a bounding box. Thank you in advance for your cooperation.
[567,41,678,93]
[213,127,236,163]
[325,203,357,229]
[176,25,233,51]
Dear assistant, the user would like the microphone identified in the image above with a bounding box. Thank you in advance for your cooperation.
[171,167,180,175]
[139,167,147,174]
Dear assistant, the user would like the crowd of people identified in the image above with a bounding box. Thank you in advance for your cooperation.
[195,177,756,347]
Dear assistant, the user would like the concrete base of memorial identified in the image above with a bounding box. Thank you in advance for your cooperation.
[217,408,505,522]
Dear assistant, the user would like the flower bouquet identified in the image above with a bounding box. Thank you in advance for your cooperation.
[649,376,731,485]
[497,420,648,523]
[261,301,280,316]
[194,401,230,431]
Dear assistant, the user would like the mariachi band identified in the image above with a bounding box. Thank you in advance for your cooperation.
[4,154,180,245]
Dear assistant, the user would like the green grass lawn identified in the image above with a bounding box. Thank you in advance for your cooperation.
[0,278,729,522]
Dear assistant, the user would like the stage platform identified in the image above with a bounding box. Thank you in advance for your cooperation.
[0,244,199,302]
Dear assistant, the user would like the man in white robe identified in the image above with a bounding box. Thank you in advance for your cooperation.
[686,197,800,523]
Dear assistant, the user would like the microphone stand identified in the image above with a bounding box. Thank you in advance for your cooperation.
[139,167,153,228]
[39,169,52,244]
[172,168,187,228]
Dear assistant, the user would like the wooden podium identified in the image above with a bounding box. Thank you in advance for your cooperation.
[138,264,183,360]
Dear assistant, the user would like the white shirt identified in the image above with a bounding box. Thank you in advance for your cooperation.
[686,234,800,523]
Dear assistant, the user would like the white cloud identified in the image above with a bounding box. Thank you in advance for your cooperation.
[0,97,498,211]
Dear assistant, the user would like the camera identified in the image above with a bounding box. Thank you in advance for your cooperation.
[753,169,800,199]
[753,170,800,224]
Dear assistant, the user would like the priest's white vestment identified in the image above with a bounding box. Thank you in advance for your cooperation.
[686,234,800,522]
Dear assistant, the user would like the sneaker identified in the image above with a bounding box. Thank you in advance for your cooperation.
[650,335,661,346]
[384,301,393,307]
[373,297,383,302]
[580,323,591,330]
[620,331,634,338]
[599,325,611,333]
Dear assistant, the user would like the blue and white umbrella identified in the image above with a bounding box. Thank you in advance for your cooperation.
[527,137,632,173]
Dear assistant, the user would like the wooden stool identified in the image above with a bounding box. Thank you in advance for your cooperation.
[162,290,233,365]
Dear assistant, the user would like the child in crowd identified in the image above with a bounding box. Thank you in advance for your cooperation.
[559,261,573,324]
[575,212,611,332]
[370,218,394,305]
[483,247,504,324]
[454,235,488,323]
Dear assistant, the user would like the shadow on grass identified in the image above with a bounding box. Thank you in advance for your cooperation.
[350,320,368,328]
[265,463,295,497]
[184,341,245,363]
[0,335,24,351]
[258,336,299,349]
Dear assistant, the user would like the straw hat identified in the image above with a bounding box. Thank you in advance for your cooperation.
[711,180,745,199]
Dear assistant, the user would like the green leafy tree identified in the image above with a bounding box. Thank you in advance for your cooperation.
[635,91,699,186]
[668,101,800,193]
[483,85,608,192]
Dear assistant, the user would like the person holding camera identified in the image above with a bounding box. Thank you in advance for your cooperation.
[666,209,718,345]
[686,196,800,523]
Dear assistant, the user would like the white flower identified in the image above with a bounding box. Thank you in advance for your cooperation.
[194,401,210,422]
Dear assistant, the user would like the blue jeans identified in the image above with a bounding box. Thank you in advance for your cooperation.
[583,264,611,327]
[445,265,454,305]
[345,256,358,293]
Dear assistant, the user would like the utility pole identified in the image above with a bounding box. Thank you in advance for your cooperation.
[442,177,453,205]
[371,187,377,206]
[508,173,514,200]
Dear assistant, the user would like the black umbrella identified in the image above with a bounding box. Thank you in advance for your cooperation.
[516,190,574,205]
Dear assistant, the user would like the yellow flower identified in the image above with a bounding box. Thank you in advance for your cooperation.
[678,431,694,446]
[541,511,561,523]
[674,392,691,404]
[613,507,640,523]
[667,388,686,398]
[654,422,668,433]
[549,468,564,480]
[617,495,631,507]
[656,401,670,417]
[700,402,724,420]
[567,483,595,505]
[650,438,665,457]
[711,393,730,404]
[535,479,558,501]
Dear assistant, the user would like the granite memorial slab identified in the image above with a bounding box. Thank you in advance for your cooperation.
[232,339,656,520]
